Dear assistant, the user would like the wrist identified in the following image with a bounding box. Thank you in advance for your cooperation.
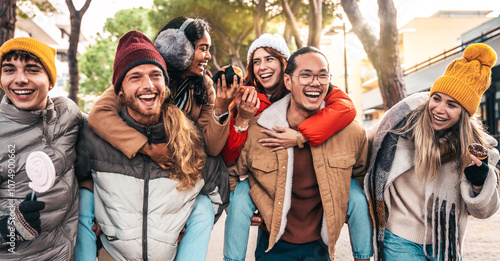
[234,117,250,128]
[297,132,304,149]
[234,123,249,133]
[214,106,228,117]
[138,142,151,157]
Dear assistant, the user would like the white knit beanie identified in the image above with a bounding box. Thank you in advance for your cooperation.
[247,33,290,61]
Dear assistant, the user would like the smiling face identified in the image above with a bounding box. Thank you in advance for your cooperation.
[1,57,51,111]
[119,64,167,126]
[252,48,284,95]
[182,31,211,78]
[284,52,329,115]
[428,92,462,131]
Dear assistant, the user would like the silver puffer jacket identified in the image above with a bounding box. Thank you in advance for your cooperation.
[0,96,82,260]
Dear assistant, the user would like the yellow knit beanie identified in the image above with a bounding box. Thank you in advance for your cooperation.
[430,43,497,116]
[0,37,57,89]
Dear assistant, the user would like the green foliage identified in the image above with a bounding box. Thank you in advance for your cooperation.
[79,7,155,95]
[78,35,117,95]
[104,7,156,40]
[16,0,57,19]
[78,0,338,95]
[149,0,258,68]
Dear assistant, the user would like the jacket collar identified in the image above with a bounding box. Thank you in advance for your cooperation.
[257,94,291,130]
[119,106,166,143]
[257,93,325,131]
[0,95,56,124]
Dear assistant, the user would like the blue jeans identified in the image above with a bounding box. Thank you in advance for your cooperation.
[223,179,256,261]
[347,179,374,259]
[175,194,215,261]
[223,178,373,260]
[75,188,97,261]
[383,230,460,261]
[255,227,330,261]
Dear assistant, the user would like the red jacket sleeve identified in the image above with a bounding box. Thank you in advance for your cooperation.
[298,86,356,146]
[221,93,271,166]
[221,117,249,166]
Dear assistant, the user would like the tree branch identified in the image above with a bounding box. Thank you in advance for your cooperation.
[78,0,92,15]
[378,0,398,54]
[341,0,379,65]
[280,0,303,48]
[307,0,322,47]
[65,0,76,14]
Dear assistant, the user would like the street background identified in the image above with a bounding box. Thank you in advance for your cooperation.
[207,200,500,260]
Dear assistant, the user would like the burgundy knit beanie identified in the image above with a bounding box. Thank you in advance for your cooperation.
[113,30,168,94]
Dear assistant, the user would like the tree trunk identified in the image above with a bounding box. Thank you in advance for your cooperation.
[66,0,92,104]
[283,0,301,46]
[0,0,15,45]
[307,0,322,47]
[341,0,406,110]
[280,0,303,49]
[211,25,248,73]
[376,0,406,108]
[253,0,267,38]
[0,0,16,100]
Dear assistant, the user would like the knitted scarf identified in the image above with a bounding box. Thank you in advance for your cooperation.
[367,93,464,261]
[366,100,410,260]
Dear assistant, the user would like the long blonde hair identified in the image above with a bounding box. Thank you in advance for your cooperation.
[162,102,206,190]
[395,101,485,180]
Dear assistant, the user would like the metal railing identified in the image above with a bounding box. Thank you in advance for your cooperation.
[403,24,500,76]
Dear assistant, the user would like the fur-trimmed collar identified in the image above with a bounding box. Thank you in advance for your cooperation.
[257,93,325,130]
[257,93,291,130]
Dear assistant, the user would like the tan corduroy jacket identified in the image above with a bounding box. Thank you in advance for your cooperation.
[229,95,368,260]
[88,75,230,157]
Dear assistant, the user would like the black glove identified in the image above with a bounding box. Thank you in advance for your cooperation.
[0,193,45,242]
[464,156,489,186]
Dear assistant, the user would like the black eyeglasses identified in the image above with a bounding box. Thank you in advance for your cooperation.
[292,72,331,85]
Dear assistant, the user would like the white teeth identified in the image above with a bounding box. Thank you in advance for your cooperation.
[13,90,34,95]
[433,115,446,122]
[260,73,272,79]
[305,91,320,96]
[139,94,156,99]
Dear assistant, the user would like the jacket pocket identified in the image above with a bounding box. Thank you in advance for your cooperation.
[327,155,356,207]
[327,155,356,170]
[250,156,279,198]
[251,156,278,173]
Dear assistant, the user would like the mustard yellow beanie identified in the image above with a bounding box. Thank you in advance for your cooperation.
[0,37,57,89]
[430,43,497,116]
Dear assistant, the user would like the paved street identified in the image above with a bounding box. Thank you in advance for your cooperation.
[207,207,500,260]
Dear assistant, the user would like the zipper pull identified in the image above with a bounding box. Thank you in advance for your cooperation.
[147,127,152,149]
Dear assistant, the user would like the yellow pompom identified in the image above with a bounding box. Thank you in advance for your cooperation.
[463,43,497,67]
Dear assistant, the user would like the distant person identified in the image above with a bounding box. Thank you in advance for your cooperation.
[75,30,206,260]
[222,34,373,261]
[0,37,81,259]
[87,16,233,260]
[229,46,369,260]
[366,43,499,260]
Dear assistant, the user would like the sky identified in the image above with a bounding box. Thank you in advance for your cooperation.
[69,0,154,37]
[68,0,500,39]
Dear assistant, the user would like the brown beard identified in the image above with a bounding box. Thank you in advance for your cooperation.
[120,90,166,126]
